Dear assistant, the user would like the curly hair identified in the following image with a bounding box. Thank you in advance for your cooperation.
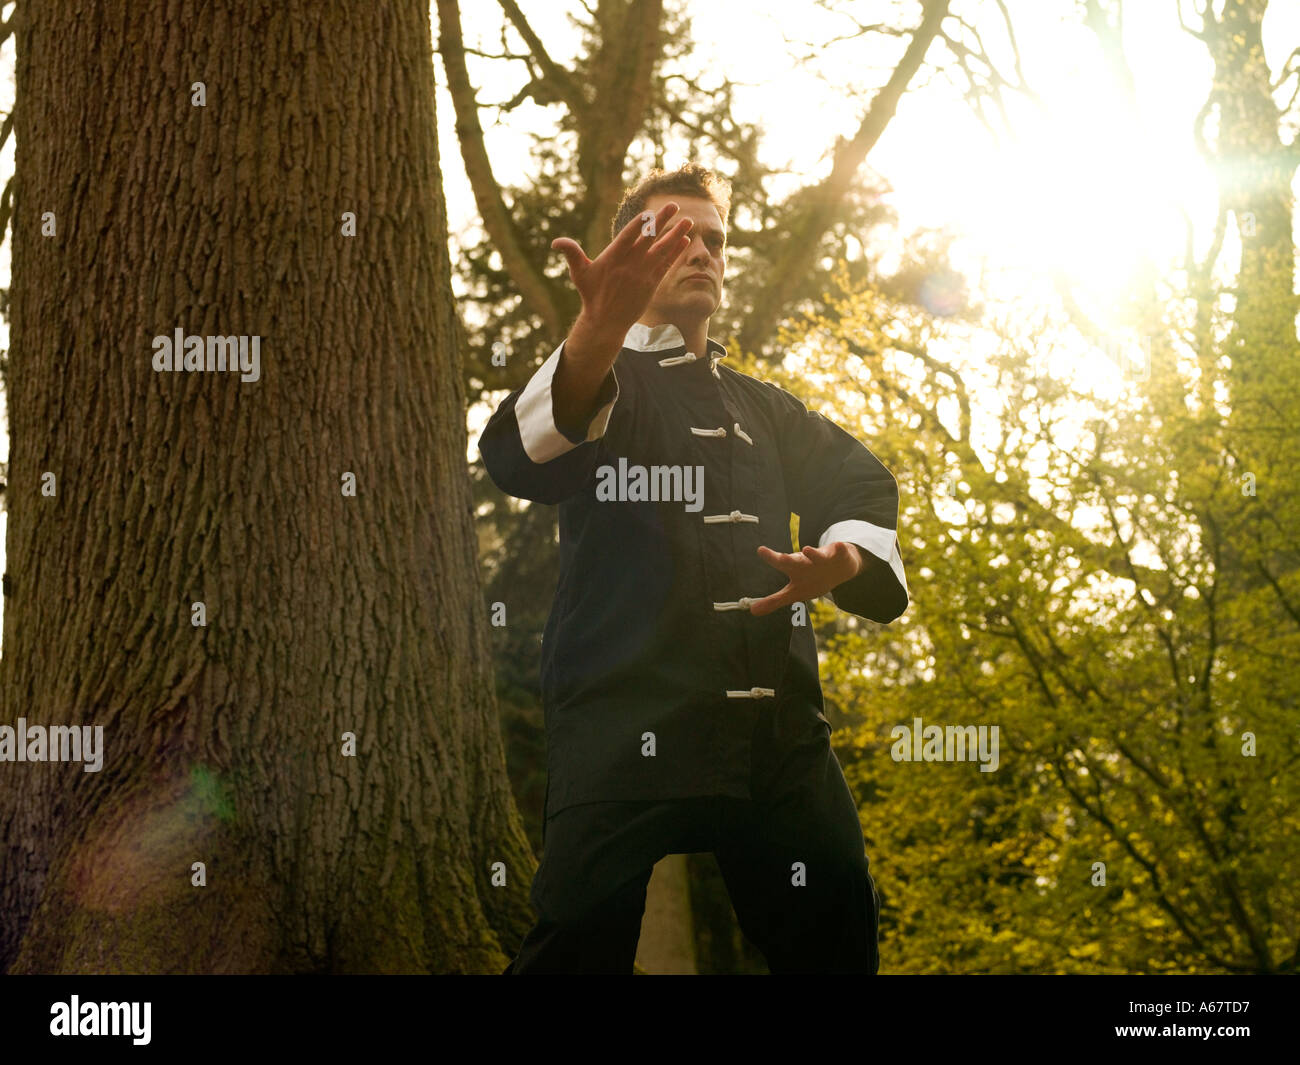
[610,162,732,244]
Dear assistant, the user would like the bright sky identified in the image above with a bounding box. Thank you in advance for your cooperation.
[438,0,1297,380]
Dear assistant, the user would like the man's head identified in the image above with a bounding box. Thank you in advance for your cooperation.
[611,163,731,334]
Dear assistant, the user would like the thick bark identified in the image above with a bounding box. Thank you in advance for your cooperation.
[0,0,533,973]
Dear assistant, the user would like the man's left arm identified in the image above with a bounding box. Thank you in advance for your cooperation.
[758,382,909,624]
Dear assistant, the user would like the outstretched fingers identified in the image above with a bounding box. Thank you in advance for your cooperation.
[750,547,809,616]
[648,216,694,266]
[550,236,591,280]
[748,582,796,617]
[611,200,678,256]
[757,544,810,575]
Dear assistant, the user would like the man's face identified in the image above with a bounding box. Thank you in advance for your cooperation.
[639,193,726,323]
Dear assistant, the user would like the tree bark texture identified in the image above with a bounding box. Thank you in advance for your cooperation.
[0,0,534,974]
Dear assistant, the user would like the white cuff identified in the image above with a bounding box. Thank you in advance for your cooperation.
[820,519,909,599]
[515,339,620,464]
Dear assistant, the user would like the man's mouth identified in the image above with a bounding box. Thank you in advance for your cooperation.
[685,274,712,284]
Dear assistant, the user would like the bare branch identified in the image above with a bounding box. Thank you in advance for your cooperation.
[992,0,1032,94]
[462,45,531,61]
[1083,0,1137,107]
[494,0,584,112]
[739,0,953,356]
[435,0,562,338]
[1177,0,1208,41]
[0,175,12,242]
[574,0,665,254]
[1270,46,1299,90]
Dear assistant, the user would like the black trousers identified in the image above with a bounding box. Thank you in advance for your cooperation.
[504,700,881,974]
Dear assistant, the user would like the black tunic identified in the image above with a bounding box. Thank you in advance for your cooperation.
[478,322,909,820]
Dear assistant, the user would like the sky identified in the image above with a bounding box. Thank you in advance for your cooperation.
[439,0,1297,276]
[0,0,1298,636]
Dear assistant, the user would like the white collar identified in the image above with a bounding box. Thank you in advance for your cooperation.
[622,322,728,362]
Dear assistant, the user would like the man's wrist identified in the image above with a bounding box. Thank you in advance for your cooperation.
[570,310,630,357]
[841,542,866,579]
[553,312,625,437]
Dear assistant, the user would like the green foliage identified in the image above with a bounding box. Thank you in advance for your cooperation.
[743,253,1299,973]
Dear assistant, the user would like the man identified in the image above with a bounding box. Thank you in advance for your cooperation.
[479,163,909,974]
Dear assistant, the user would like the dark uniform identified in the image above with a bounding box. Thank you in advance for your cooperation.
[478,321,908,973]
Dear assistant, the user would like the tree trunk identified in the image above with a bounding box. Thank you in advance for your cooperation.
[0,0,533,974]
[634,855,696,974]
[1200,0,1298,426]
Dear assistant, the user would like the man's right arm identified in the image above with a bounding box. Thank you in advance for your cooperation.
[476,315,625,505]
[552,312,626,438]
[480,200,693,503]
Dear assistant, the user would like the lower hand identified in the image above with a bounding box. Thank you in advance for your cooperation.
[748,542,866,616]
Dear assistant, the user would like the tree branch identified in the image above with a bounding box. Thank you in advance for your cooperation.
[495,0,585,112]
[436,0,562,339]
[575,0,665,254]
[739,0,952,356]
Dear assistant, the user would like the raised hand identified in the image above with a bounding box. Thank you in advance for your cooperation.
[551,201,695,337]
[747,543,868,617]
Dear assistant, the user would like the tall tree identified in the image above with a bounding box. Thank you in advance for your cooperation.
[0,0,532,973]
